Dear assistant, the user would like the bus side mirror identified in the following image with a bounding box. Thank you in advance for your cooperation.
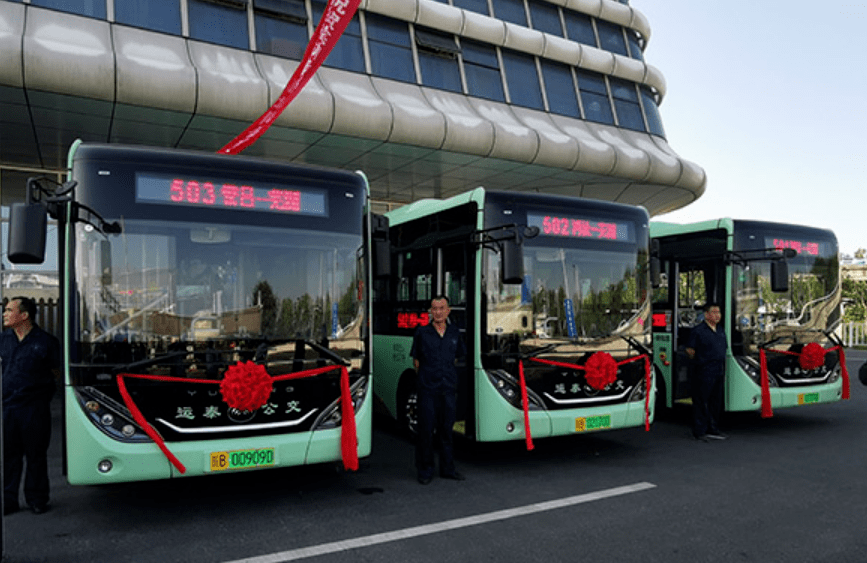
[370,213,391,279]
[650,257,661,288]
[771,259,789,293]
[501,236,524,285]
[8,202,47,264]
[650,239,661,288]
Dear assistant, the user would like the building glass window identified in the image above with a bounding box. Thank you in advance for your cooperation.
[528,0,562,37]
[453,0,489,15]
[502,49,542,110]
[189,0,249,50]
[595,20,628,57]
[491,0,527,27]
[30,0,106,19]
[610,78,644,132]
[540,59,579,118]
[562,11,596,47]
[417,28,462,93]
[641,87,665,137]
[576,69,613,125]
[462,40,504,103]
[626,30,644,61]
[310,0,364,72]
[254,0,308,59]
[366,14,415,83]
[115,0,181,34]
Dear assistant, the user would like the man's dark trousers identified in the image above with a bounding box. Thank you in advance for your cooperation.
[4,401,51,508]
[416,386,456,480]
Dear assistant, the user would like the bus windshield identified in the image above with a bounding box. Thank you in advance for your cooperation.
[75,219,363,373]
[732,223,840,352]
[484,238,649,347]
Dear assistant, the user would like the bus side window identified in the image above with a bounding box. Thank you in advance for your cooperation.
[396,250,433,303]
[678,269,705,326]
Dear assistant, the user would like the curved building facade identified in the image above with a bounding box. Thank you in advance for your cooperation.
[0,0,704,214]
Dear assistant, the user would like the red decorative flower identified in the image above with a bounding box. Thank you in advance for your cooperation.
[220,361,273,412]
[584,352,618,391]
[799,343,826,371]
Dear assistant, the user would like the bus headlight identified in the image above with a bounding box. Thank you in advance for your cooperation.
[736,356,777,387]
[628,376,647,402]
[75,386,150,443]
[486,370,545,410]
[312,376,368,430]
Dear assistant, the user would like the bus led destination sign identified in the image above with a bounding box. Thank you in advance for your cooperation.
[526,213,633,242]
[135,173,327,217]
[768,238,820,256]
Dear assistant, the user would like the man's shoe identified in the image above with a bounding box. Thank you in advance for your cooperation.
[694,434,710,443]
[706,431,728,440]
[440,472,465,481]
[417,475,433,485]
[4,503,19,516]
[29,504,49,515]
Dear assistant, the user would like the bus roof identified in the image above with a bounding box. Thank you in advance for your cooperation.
[650,218,836,242]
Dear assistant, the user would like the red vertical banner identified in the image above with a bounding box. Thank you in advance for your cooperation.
[219,0,362,155]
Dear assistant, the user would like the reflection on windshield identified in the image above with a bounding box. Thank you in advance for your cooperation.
[484,244,648,344]
[75,220,363,369]
[734,254,840,350]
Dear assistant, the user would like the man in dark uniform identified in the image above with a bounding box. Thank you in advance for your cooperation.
[686,303,728,442]
[1,297,59,514]
[411,295,466,485]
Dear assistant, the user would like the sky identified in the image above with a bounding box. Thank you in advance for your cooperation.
[634,1,867,256]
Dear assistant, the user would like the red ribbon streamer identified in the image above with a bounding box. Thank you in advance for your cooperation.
[219,0,362,155]
[116,364,359,474]
[517,361,534,451]
[758,345,849,419]
[517,353,653,449]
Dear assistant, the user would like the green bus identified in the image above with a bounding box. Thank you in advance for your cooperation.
[650,219,846,416]
[372,188,654,446]
[8,142,379,484]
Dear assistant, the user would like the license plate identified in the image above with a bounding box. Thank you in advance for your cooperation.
[576,414,611,432]
[798,392,820,405]
[210,448,275,472]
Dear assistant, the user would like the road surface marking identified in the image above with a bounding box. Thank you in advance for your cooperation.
[223,481,656,563]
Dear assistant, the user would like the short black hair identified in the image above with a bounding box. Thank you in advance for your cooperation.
[11,296,37,320]
[703,302,721,312]
[432,295,450,305]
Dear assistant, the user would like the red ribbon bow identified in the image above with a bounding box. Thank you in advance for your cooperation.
[518,352,652,451]
[116,362,359,474]
[758,345,849,418]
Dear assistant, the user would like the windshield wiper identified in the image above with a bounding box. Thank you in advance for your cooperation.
[520,343,558,360]
[621,335,651,356]
[109,351,191,374]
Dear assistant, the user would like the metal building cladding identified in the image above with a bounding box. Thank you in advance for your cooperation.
[0,0,704,216]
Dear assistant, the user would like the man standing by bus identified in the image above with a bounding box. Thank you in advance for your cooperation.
[1,297,59,514]
[686,303,728,442]
[411,295,466,485]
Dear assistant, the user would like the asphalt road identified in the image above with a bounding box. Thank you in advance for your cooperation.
[5,350,867,563]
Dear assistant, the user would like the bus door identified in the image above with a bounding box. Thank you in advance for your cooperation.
[653,258,724,407]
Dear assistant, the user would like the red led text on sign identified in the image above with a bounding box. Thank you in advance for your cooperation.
[397,312,429,329]
[772,239,819,256]
[541,216,618,240]
[170,179,302,212]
